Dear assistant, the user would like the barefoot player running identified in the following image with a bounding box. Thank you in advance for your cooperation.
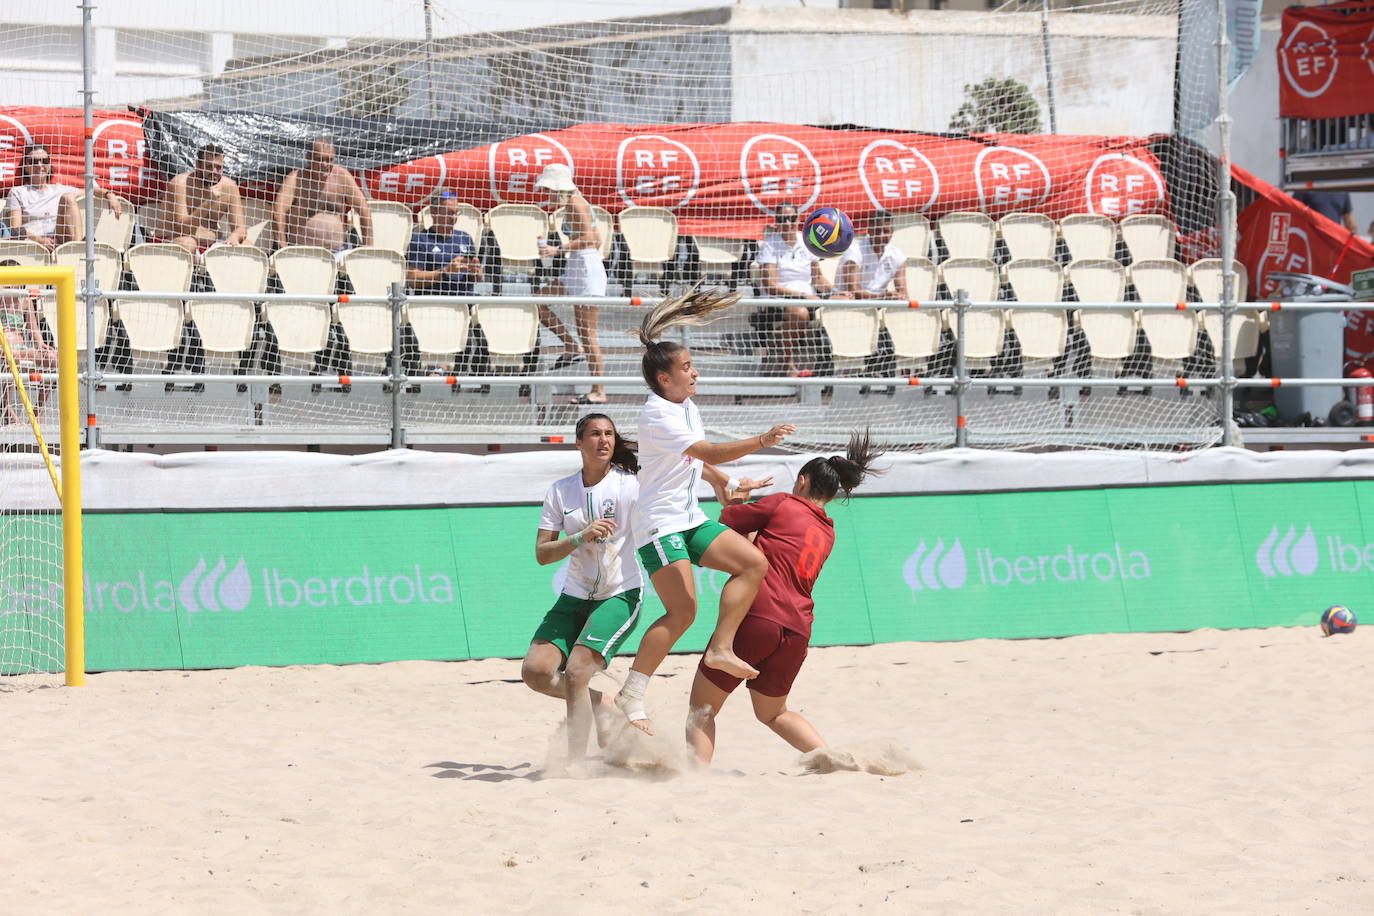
[615,286,794,735]
[685,432,883,765]
[522,414,642,759]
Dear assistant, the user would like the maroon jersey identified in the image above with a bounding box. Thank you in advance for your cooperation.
[720,493,835,639]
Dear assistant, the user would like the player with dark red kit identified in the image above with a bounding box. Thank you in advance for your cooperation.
[685,432,883,765]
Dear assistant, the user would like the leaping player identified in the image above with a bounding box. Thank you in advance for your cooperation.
[616,286,795,736]
[685,431,883,765]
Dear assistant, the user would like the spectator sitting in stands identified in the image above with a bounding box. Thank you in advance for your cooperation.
[146,143,247,257]
[4,144,123,251]
[1292,189,1358,236]
[0,259,57,424]
[406,190,482,296]
[273,136,372,255]
[836,210,908,300]
[754,202,847,375]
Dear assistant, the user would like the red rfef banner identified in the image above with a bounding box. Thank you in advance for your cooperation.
[1233,164,1374,369]
[1277,2,1374,119]
[0,107,1172,237]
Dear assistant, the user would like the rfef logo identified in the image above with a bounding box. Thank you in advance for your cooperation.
[364,155,447,207]
[488,133,574,204]
[1257,218,1313,298]
[1280,21,1339,99]
[974,147,1051,216]
[858,139,939,212]
[739,133,821,215]
[1084,153,1166,217]
[616,135,699,209]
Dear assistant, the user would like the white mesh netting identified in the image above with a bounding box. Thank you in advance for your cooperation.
[0,0,1237,452]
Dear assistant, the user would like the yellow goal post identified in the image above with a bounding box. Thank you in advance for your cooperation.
[0,265,84,686]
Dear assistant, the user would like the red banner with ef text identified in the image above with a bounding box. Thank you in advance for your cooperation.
[1277,2,1374,119]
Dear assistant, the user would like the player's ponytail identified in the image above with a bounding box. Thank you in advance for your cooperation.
[798,430,884,504]
[575,412,639,475]
[639,283,741,394]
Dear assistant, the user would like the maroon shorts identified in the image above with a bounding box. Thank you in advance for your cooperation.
[698,615,809,698]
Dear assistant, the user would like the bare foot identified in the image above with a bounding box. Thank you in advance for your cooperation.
[614,689,655,736]
[702,647,759,680]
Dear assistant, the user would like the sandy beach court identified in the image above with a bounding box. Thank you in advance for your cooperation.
[3,625,1369,914]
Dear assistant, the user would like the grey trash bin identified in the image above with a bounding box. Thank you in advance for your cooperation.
[1266,271,1355,421]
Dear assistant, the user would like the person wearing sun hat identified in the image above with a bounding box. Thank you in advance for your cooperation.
[534,162,609,405]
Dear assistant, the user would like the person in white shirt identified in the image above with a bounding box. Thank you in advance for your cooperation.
[524,413,644,760]
[837,210,908,300]
[4,144,123,251]
[614,286,795,736]
[754,203,848,375]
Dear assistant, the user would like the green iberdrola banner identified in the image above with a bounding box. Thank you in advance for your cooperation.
[78,480,1374,671]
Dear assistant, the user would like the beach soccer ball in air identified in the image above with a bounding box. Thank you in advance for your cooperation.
[802,207,854,258]
[1319,605,1357,636]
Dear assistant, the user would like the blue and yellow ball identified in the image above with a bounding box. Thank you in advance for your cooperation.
[1319,605,1357,636]
[802,206,855,258]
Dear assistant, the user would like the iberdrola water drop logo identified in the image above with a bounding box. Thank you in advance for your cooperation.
[178,557,252,612]
[902,538,968,592]
[1254,524,1319,579]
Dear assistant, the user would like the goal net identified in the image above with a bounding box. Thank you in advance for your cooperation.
[0,268,77,684]
[0,0,1236,452]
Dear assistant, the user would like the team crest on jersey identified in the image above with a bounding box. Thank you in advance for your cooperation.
[601,498,617,520]
[668,534,686,551]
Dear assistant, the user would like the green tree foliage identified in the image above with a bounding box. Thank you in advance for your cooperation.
[948,78,1043,134]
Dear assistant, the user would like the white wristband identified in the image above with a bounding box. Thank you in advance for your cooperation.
[725,476,740,492]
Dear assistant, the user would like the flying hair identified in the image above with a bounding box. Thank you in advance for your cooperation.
[799,429,885,504]
[638,283,742,392]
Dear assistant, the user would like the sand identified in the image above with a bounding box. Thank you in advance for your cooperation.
[2,626,1369,914]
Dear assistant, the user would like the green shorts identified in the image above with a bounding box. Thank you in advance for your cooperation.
[531,588,642,662]
[637,519,731,578]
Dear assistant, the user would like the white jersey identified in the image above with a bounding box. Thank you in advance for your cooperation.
[838,237,906,295]
[4,183,77,237]
[538,467,642,600]
[755,231,818,295]
[634,392,708,548]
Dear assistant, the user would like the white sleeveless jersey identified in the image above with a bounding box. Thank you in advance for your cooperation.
[634,392,709,548]
[538,467,642,600]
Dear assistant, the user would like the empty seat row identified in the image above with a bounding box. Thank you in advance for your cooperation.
[883,212,1178,265]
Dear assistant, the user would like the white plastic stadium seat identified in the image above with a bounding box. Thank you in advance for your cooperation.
[1191,259,1259,371]
[890,213,931,261]
[339,247,405,356]
[405,301,470,370]
[903,257,938,301]
[486,204,548,276]
[693,236,745,283]
[472,302,540,370]
[1059,214,1119,262]
[1130,258,1194,360]
[76,192,136,252]
[198,245,268,357]
[1004,258,1068,360]
[937,212,996,261]
[816,252,839,289]
[1067,258,1135,360]
[1120,214,1176,262]
[268,246,337,358]
[998,213,1057,261]
[48,242,118,353]
[816,306,880,375]
[118,243,194,358]
[940,257,1004,360]
[240,198,275,251]
[0,240,51,267]
[882,306,944,375]
[619,206,678,277]
[365,201,415,256]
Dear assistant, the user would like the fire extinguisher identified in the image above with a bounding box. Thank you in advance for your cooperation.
[1352,367,1374,426]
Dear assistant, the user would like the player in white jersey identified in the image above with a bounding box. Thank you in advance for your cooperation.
[523,413,643,759]
[615,286,796,735]
[837,210,908,299]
